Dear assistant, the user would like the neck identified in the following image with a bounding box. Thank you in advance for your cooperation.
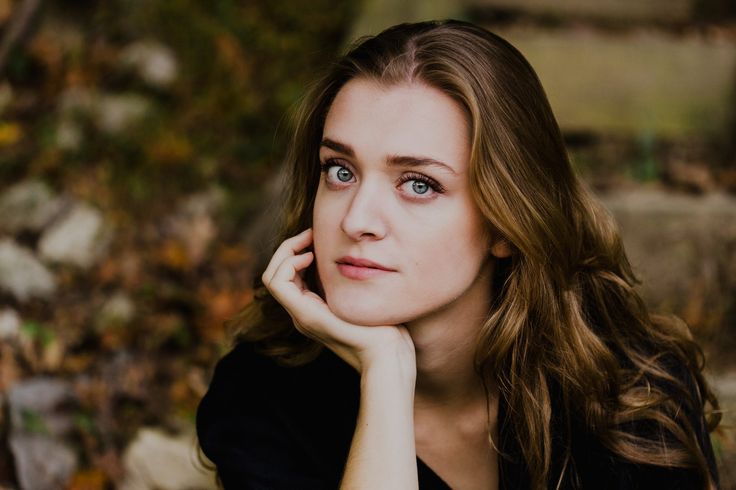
[407,259,495,413]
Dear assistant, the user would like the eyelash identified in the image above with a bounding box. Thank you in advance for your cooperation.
[319,158,446,196]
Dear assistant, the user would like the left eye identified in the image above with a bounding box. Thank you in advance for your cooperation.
[398,175,442,198]
[405,180,430,195]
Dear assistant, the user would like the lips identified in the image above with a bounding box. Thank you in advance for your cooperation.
[336,256,395,271]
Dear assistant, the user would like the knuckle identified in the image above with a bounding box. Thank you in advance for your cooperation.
[261,271,271,287]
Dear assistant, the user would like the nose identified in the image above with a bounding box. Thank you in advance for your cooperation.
[340,180,387,241]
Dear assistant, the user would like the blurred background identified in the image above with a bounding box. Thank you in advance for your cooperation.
[0,0,734,488]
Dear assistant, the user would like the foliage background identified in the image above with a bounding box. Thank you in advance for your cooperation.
[0,0,734,488]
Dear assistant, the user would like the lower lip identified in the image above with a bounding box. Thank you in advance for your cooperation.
[337,263,394,280]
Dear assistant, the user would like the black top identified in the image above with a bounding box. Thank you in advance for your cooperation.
[196,341,719,489]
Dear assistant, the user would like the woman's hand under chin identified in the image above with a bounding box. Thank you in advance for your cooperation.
[261,228,416,375]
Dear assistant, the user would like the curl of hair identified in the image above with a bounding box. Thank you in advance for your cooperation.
[228,20,721,489]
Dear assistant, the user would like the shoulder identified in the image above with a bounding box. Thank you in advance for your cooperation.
[196,341,360,489]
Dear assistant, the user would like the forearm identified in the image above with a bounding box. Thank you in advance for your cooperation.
[339,354,418,490]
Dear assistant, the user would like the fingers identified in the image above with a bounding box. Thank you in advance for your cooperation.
[266,250,335,339]
[271,251,314,295]
[262,228,312,286]
[261,229,318,328]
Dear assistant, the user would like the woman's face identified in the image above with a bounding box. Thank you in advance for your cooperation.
[313,78,506,326]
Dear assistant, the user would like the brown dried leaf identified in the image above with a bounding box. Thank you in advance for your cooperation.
[155,239,190,271]
[216,244,253,267]
[196,285,251,343]
[42,337,66,372]
[0,343,21,392]
[145,132,193,166]
[66,468,108,490]
[215,33,251,83]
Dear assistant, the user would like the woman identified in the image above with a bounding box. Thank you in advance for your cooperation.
[197,20,721,489]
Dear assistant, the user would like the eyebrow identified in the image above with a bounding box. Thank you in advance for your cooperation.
[320,138,457,175]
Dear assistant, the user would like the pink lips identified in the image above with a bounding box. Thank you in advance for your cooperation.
[336,256,395,280]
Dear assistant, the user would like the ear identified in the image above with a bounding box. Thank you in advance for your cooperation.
[489,238,512,259]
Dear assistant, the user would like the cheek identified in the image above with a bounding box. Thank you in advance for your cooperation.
[312,193,334,248]
[313,184,345,223]
[312,196,343,280]
[422,204,487,251]
[414,211,488,275]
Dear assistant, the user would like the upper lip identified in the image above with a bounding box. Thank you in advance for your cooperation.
[336,256,395,271]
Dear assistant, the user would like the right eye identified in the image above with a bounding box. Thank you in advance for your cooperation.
[320,160,355,184]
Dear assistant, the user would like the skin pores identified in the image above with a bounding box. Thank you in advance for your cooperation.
[312,78,498,327]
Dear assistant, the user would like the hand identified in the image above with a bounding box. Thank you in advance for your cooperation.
[261,228,416,374]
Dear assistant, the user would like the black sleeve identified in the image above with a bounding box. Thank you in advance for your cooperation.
[196,344,335,490]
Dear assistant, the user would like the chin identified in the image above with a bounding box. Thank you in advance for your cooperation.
[325,293,406,326]
[329,304,391,326]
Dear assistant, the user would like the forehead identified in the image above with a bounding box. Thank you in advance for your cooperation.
[322,79,471,172]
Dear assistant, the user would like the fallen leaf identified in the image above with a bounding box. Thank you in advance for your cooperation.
[0,122,22,146]
[155,239,190,271]
[0,343,21,392]
[145,132,193,166]
[66,468,108,490]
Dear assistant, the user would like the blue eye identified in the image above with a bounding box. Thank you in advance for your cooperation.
[319,159,445,200]
[320,159,354,184]
[398,173,443,198]
[336,167,352,182]
[411,181,429,194]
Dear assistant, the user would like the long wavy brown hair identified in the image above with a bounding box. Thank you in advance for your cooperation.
[227,19,721,489]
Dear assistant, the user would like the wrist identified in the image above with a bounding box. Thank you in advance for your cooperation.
[360,349,417,389]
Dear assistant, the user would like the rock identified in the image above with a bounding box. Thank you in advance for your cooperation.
[93,93,151,135]
[96,292,135,328]
[0,308,20,341]
[167,189,224,266]
[600,188,736,333]
[0,180,65,234]
[55,117,84,151]
[712,371,736,401]
[490,27,736,137]
[661,160,715,193]
[57,88,152,136]
[120,40,179,89]
[38,202,111,268]
[0,239,56,301]
[119,427,217,490]
[8,435,77,490]
[7,378,78,490]
[7,378,76,437]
